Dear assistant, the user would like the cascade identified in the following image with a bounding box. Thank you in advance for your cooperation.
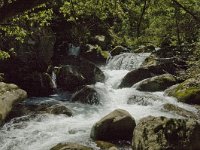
[106,53,150,70]
[0,52,197,150]
[51,71,57,89]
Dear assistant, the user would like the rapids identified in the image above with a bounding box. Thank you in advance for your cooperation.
[0,53,198,150]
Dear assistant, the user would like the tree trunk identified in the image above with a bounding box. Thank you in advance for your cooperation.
[137,0,148,38]
[172,0,200,23]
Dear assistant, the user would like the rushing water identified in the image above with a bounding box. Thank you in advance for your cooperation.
[0,53,198,150]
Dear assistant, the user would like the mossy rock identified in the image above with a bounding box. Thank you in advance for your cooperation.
[95,141,118,150]
[50,143,92,150]
[136,74,177,92]
[167,78,200,105]
[132,116,200,150]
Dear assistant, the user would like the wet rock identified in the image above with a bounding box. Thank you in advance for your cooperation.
[6,102,72,121]
[162,103,199,120]
[0,73,4,82]
[57,65,86,91]
[46,104,73,116]
[95,141,118,150]
[0,82,27,124]
[135,45,155,53]
[166,77,200,105]
[132,116,200,150]
[136,74,177,92]
[50,142,92,150]
[127,93,163,106]
[70,85,100,105]
[119,63,176,88]
[21,72,55,97]
[56,57,105,91]
[110,46,129,56]
[90,109,136,142]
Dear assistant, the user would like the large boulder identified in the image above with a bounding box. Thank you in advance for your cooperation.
[90,109,136,142]
[56,57,105,91]
[70,85,100,105]
[6,102,72,121]
[132,116,200,150]
[20,72,55,97]
[56,65,86,91]
[136,74,177,92]
[0,82,27,124]
[166,77,200,105]
[50,142,92,150]
[119,63,177,88]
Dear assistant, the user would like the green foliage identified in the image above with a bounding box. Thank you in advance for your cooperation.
[0,50,10,60]
[0,0,200,55]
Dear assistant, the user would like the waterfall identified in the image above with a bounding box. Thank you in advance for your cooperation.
[68,44,80,57]
[106,53,150,70]
[0,53,197,150]
[51,71,57,89]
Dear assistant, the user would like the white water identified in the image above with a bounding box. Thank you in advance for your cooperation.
[0,53,198,150]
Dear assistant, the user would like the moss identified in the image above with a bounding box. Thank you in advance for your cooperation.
[172,86,200,104]
[95,141,117,149]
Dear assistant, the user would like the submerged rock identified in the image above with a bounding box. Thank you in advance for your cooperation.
[162,103,199,120]
[6,102,72,121]
[0,82,27,124]
[70,85,100,105]
[90,109,136,142]
[166,77,200,105]
[127,93,163,106]
[95,141,118,150]
[132,116,200,150]
[136,74,177,92]
[50,142,92,150]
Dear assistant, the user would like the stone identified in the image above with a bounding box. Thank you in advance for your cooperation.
[50,142,92,150]
[166,77,200,105]
[46,104,73,116]
[56,65,86,91]
[162,103,199,120]
[6,102,72,121]
[70,85,100,105]
[119,63,176,88]
[56,57,105,91]
[95,141,118,150]
[0,82,27,124]
[90,109,136,142]
[132,116,200,150]
[110,46,129,56]
[136,74,177,92]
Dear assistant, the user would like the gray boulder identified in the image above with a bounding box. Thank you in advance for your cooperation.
[0,82,27,124]
[119,64,171,88]
[70,85,100,105]
[90,109,136,142]
[132,116,200,150]
[136,74,177,92]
